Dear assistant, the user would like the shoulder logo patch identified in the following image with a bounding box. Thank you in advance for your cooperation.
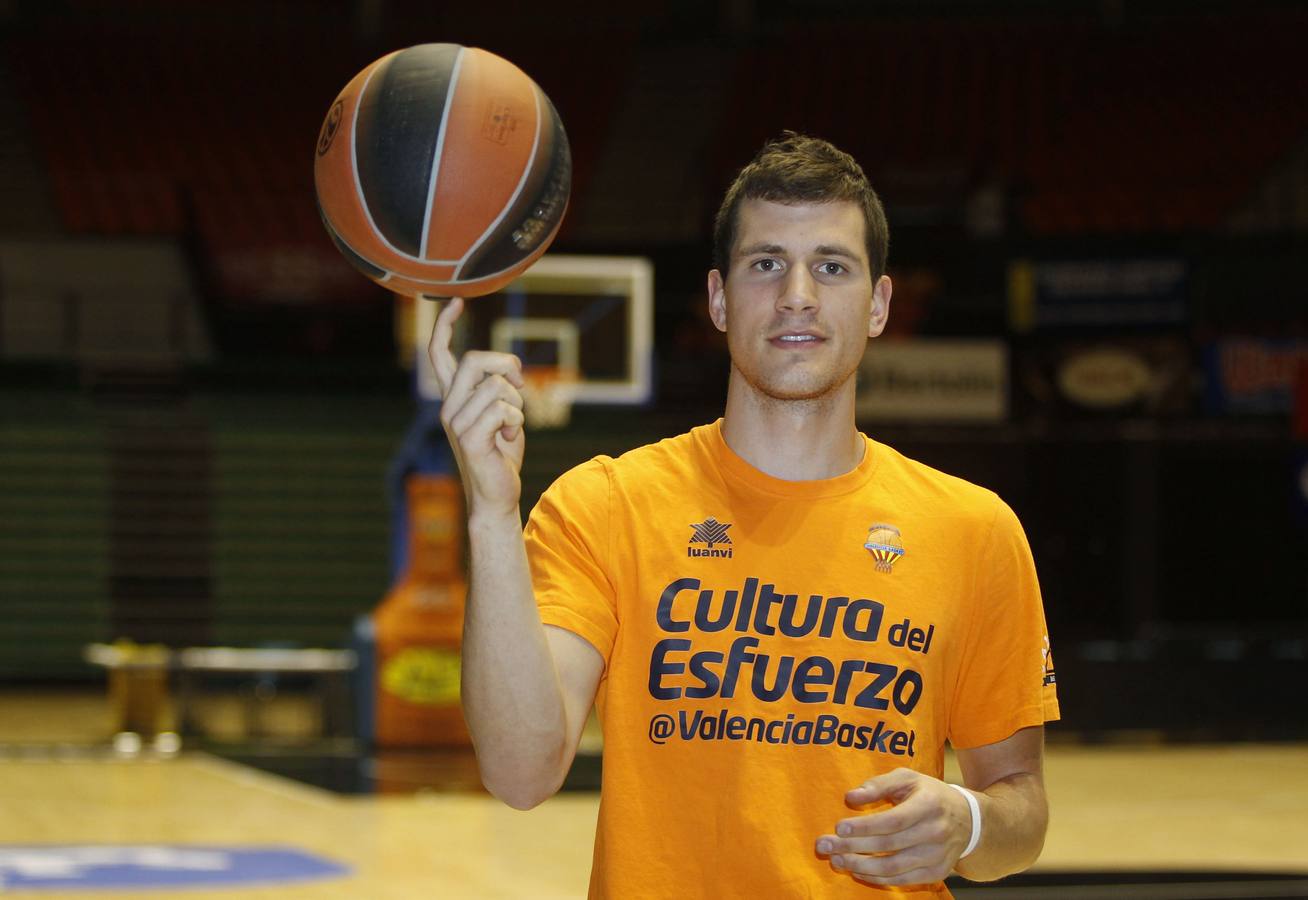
[864,523,905,573]
[688,517,733,558]
[1042,635,1057,686]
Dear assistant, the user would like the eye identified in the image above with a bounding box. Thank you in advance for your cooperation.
[752,258,782,273]
[818,261,846,276]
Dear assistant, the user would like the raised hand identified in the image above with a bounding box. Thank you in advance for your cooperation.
[427,296,527,519]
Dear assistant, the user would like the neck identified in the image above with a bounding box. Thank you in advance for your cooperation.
[720,371,864,481]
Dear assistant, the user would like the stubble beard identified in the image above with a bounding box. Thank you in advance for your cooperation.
[728,343,860,412]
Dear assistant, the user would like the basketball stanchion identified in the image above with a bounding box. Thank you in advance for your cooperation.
[518,366,579,430]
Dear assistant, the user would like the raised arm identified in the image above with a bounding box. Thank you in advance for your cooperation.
[429,297,603,809]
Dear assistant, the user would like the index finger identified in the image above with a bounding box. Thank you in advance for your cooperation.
[427,295,464,396]
[836,788,935,838]
[833,802,917,839]
[846,767,918,808]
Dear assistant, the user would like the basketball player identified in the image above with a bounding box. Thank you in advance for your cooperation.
[429,132,1060,898]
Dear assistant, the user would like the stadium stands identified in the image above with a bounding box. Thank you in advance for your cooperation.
[714,14,1308,234]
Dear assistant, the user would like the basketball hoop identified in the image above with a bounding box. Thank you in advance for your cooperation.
[519,366,579,430]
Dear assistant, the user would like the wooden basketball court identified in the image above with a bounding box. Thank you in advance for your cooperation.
[1,706,1305,899]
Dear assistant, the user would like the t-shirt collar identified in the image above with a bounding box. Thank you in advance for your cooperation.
[704,418,878,499]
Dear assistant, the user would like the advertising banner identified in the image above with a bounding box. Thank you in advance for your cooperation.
[856,339,1007,423]
[192,188,377,305]
[1203,338,1308,414]
[209,244,370,304]
[1009,259,1188,332]
[1015,334,1194,417]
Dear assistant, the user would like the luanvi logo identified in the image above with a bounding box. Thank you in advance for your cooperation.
[688,517,732,558]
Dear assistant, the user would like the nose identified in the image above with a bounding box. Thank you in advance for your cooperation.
[778,266,819,314]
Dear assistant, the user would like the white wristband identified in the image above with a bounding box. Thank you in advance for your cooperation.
[947,784,982,859]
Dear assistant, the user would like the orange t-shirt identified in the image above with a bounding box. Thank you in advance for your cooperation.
[525,421,1060,899]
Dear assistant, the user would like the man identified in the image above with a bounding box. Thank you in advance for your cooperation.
[430,132,1060,898]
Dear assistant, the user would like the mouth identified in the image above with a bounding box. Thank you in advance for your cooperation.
[769,331,825,349]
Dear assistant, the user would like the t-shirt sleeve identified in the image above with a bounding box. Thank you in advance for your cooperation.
[524,457,619,668]
[948,497,1061,749]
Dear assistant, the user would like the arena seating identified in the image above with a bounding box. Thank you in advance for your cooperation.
[5,16,633,298]
[714,14,1308,234]
[9,11,1303,253]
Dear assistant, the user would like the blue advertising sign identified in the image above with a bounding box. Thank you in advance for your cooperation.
[0,845,349,891]
[1009,259,1188,331]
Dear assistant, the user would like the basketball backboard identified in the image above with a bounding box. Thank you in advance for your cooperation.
[412,254,653,406]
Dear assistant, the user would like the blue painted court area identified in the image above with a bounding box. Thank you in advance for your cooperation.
[0,845,350,891]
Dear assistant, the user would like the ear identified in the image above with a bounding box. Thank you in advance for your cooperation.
[708,269,728,333]
[868,274,892,338]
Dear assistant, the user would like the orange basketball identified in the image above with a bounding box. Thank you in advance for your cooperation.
[314,44,571,298]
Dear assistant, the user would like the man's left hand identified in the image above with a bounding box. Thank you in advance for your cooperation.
[815,767,974,887]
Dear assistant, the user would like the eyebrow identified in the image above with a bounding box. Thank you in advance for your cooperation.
[735,242,784,257]
[735,242,861,260]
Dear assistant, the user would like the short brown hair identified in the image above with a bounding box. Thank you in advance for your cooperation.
[712,131,888,280]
